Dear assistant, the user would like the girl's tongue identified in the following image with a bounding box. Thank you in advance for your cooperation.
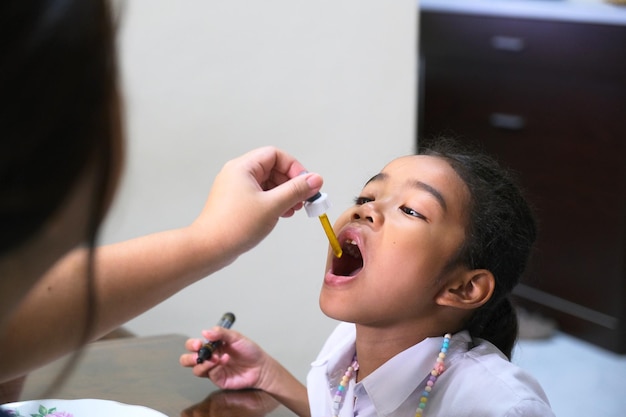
[332,240,363,277]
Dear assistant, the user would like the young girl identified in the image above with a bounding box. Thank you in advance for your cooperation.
[180,139,555,417]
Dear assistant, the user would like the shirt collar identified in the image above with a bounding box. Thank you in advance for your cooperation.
[311,322,357,373]
[357,331,472,416]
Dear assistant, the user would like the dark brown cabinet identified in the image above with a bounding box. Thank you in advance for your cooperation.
[418,11,626,353]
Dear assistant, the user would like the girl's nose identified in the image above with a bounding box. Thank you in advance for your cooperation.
[351,202,381,224]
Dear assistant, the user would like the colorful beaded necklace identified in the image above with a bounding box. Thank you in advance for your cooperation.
[331,333,452,417]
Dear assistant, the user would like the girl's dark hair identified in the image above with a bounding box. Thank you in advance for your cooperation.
[0,0,122,391]
[419,138,536,359]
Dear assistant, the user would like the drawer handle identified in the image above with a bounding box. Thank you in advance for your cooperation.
[490,35,525,52]
[489,113,526,130]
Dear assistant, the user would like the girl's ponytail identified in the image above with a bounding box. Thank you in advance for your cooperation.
[465,297,518,359]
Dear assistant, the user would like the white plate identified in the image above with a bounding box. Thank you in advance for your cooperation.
[1,398,167,417]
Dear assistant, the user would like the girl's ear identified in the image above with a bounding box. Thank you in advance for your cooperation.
[435,269,495,310]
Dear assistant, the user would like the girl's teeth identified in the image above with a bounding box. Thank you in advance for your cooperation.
[344,240,361,258]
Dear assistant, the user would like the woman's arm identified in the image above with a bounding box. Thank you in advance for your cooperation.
[0,147,322,382]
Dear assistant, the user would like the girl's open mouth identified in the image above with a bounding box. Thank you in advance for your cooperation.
[331,239,363,277]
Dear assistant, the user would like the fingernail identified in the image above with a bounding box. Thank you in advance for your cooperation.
[305,173,323,189]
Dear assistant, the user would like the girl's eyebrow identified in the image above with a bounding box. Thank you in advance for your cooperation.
[409,180,447,212]
[365,172,447,212]
[364,172,386,185]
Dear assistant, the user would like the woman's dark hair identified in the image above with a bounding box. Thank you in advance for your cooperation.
[419,138,536,359]
[0,0,121,256]
[0,0,122,392]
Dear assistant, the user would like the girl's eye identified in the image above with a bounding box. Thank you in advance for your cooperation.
[354,196,373,205]
[401,206,426,220]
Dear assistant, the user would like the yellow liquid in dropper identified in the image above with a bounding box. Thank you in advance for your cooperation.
[318,213,342,258]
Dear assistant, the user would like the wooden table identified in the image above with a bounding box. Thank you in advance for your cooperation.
[18,334,295,417]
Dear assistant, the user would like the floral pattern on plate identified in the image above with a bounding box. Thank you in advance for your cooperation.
[1,399,166,417]
[6,404,72,417]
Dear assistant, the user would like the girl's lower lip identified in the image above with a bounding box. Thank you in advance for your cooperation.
[324,269,361,287]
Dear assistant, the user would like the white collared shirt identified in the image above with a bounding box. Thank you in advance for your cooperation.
[307,322,555,417]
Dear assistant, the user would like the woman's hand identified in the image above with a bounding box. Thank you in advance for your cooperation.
[189,147,323,264]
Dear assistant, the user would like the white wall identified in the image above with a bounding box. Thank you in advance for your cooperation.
[101,0,416,381]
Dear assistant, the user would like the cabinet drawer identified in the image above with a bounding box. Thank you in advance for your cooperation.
[420,12,626,78]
